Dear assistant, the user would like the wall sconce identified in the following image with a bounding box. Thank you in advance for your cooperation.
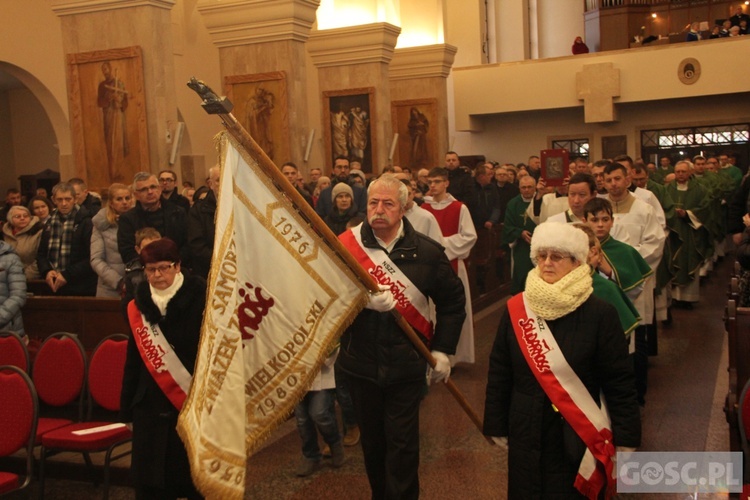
[651,13,657,19]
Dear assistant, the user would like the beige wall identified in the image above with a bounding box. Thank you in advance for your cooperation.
[8,88,59,181]
[452,36,750,131]
[448,92,750,165]
[170,0,223,184]
[0,92,15,192]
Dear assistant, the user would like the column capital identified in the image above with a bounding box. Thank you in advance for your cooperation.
[307,23,401,68]
[51,0,174,16]
[196,0,319,47]
[389,44,458,80]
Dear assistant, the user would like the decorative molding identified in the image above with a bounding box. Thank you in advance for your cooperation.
[51,0,174,16]
[197,0,319,47]
[389,44,458,80]
[308,23,402,68]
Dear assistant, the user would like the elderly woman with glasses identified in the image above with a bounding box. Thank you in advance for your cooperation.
[120,238,204,499]
[2,205,45,279]
[484,222,640,499]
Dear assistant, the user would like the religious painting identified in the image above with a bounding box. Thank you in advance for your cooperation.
[225,72,289,165]
[540,149,569,187]
[391,99,437,172]
[66,46,149,191]
[323,88,375,173]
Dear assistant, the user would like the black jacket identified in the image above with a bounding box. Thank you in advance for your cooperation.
[36,206,97,296]
[163,189,191,214]
[117,201,188,264]
[447,166,475,209]
[484,295,641,498]
[187,190,216,279]
[336,218,466,386]
[323,204,360,236]
[81,193,102,215]
[120,274,205,490]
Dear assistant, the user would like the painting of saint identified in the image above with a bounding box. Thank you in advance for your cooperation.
[97,61,130,182]
[246,86,275,159]
[407,107,429,170]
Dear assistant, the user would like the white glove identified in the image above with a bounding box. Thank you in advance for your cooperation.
[429,351,451,383]
[491,436,508,448]
[365,284,396,312]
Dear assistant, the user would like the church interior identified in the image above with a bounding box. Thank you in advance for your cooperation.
[1,0,750,498]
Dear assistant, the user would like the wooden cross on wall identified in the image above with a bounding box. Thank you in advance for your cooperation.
[576,63,620,123]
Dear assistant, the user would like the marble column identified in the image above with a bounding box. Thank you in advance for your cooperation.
[52,0,178,189]
[197,0,319,168]
[307,23,401,174]
[389,44,457,171]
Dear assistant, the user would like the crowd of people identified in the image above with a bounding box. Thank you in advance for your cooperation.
[1,146,748,498]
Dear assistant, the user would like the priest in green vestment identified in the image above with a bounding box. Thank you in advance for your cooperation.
[666,161,712,303]
[501,176,536,294]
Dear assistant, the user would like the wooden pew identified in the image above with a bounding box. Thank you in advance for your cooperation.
[724,299,750,452]
[22,296,129,352]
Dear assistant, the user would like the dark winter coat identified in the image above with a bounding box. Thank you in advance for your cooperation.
[484,295,641,499]
[36,206,97,296]
[187,190,216,279]
[117,201,188,265]
[120,273,205,491]
[336,218,466,386]
[323,204,360,236]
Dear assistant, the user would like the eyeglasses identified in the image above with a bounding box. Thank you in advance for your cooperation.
[535,251,571,264]
[158,177,175,183]
[135,185,159,193]
[144,263,176,276]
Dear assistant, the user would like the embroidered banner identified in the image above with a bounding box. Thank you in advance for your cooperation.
[176,133,367,499]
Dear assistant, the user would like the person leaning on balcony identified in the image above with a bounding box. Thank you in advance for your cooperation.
[572,36,589,54]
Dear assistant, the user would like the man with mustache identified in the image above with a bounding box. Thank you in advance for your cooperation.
[337,174,465,499]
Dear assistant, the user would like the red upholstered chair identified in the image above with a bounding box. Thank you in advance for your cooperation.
[0,330,30,373]
[739,379,750,483]
[0,365,38,496]
[38,335,132,500]
[31,332,87,443]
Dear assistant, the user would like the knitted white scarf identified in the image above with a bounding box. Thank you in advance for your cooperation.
[524,264,593,320]
[149,272,184,317]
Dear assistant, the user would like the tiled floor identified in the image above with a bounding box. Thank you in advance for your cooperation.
[8,259,734,499]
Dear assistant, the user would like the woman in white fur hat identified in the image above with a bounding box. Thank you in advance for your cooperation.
[484,221,640,499]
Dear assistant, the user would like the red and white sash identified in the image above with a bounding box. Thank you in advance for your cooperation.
[127,300,192,410]
[507,293,616,499]
[339,225,433,342]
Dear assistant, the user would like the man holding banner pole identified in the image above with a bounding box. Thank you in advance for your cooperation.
[178,79,480,500]
[337,174,466,499]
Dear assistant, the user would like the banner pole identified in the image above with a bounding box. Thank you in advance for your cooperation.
[187,78,490,442]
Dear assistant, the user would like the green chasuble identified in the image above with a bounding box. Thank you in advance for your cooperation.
[599,235,653,293]
[650,165,674,185]
[643,180,677,292]
[693,172,728,245]
[666,180,712,286]
[591,269,641,337]
[502,195,536,294]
